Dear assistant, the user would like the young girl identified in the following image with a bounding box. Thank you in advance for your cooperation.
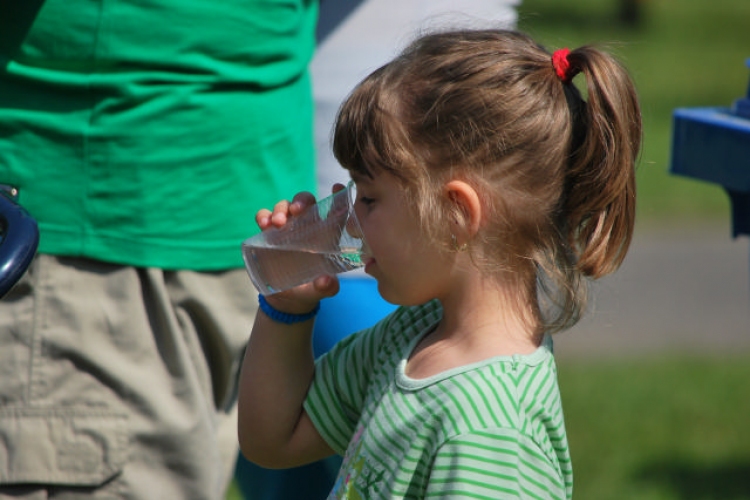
[238,29,641,499]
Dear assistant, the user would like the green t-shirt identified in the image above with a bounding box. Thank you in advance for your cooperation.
[304,301,574,499]
[0,0,319,270]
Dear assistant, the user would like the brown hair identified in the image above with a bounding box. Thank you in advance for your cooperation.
[333,29,641,333]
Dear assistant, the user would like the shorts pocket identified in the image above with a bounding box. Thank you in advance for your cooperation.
[0,407,128,486]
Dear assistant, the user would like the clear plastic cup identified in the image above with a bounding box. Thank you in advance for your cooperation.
[242,182,365,295]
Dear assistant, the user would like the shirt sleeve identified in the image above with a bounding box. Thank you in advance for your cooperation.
[424,428,570,500]
[303,311,395,454]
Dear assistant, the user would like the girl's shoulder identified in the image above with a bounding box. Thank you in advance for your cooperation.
[321,300,443,370]
[366,300,443,357]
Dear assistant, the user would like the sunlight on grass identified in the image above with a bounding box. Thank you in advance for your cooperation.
[558,354,750,500]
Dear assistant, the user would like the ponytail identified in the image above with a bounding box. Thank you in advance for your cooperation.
[561,46,641,279]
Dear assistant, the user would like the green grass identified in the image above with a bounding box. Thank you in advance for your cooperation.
[558,355,750,500]
[517,0,750,223]
[226,481,243,500]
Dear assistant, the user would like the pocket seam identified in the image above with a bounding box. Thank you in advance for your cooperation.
[0,407,129,486]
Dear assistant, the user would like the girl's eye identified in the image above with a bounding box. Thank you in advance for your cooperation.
[359,196,375,206]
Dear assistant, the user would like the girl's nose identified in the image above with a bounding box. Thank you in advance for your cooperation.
[343,182,364,240]
[345,208,364,240]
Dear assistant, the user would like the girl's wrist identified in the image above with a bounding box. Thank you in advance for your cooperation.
[258,294,320,324]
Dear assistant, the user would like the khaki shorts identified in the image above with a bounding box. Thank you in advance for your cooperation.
[0,255,256,499]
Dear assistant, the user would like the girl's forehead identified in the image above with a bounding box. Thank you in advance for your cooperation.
[350,170,377,186]
[355,171,408,195]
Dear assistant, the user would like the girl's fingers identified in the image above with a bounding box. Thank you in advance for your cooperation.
[266,192,316,227]
[313,274,340,297]
[270,200,292,227]
[290,192,316,216]
[255,208,273,229]
[260,188,335,223]
[264,274,339,311]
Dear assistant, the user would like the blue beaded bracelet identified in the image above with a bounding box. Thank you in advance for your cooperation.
[258,294,320,324]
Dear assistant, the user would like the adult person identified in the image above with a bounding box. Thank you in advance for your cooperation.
[0,1,318,498]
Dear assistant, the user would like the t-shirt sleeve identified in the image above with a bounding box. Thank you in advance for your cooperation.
[425,428,570,500]
[303,312,393,454]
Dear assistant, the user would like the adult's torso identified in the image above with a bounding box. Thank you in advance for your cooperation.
[0,0,319,270]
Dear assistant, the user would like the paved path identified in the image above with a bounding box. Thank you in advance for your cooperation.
[555,220,750,359]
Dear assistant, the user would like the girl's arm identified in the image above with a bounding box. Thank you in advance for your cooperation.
[237,192,338,469]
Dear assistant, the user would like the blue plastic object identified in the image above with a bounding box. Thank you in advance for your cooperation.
[0,189,39,297]
[670,58,750,237]
[312,276,398,357]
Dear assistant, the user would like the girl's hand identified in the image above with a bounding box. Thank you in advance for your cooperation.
[254,188,343,313]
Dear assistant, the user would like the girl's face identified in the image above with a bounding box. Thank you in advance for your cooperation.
[352,172,453,306]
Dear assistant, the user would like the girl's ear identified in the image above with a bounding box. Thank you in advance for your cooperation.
[443,180,482,237]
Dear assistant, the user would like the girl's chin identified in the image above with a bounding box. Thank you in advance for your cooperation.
[364,257,376,274]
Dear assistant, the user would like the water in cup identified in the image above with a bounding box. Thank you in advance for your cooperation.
[242,182,365,295]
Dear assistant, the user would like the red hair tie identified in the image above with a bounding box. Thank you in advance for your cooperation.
[552,48,573,83]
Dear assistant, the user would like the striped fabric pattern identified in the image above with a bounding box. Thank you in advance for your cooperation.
[304,301,573,499]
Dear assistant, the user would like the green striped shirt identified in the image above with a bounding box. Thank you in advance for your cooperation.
[304,300,573,499]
